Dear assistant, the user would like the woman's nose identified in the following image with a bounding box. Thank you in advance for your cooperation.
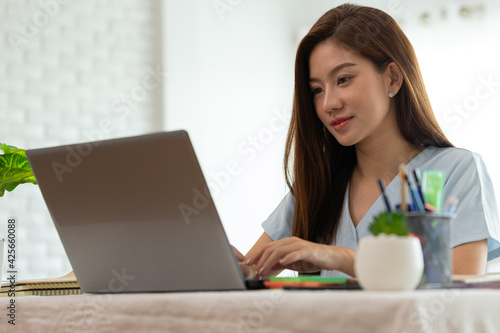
[322,87,342,112]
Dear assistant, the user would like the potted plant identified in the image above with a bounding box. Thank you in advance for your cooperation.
[354,212,424,291]
[0,143,37,197]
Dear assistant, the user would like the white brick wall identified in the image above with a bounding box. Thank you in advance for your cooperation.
[0,0,163,280]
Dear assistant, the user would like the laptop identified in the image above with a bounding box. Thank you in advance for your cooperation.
[26,131,250,293]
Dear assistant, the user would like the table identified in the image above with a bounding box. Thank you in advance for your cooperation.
[1,288,499,332]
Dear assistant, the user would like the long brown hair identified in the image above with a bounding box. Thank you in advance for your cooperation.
[285,4,453,244]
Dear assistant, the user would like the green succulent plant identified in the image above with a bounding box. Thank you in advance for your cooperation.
[369,211,410,236]
[0,143,37,197]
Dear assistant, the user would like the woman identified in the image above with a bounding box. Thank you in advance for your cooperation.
[235,4,500,278]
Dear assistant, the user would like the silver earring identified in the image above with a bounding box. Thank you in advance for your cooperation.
[388,91,394,98]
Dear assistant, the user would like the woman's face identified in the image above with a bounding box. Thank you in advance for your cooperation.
[308,41,394,147]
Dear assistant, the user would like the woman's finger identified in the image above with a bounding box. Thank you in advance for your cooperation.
[231,245,245,262]
[246,244,268,265]
[239,262,256,279]
[255,241,305,276]
[279,252,321,273]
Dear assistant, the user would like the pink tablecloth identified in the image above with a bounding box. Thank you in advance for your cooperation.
[1,288,499,332]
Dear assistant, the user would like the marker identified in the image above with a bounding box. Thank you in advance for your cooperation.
[424,203,436,212]
[377,178,392,212]
[422,170,446,213]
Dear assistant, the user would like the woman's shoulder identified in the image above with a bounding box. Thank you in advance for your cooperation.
[420,146,481,165]
[424,146,479,158]
[418,146,485,176]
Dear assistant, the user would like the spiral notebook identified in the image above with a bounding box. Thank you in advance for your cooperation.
[0,271,81,297]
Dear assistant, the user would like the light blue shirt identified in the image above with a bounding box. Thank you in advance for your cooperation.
[262,147,500,277]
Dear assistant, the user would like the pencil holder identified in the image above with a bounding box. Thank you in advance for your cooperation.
[406,213,454,288]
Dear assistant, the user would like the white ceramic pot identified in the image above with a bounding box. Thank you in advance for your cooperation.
[355,234,424,291]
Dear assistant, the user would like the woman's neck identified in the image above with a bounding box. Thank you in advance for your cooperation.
[354,128,423,184]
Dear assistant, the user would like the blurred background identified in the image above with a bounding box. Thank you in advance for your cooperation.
[1,0,499,280]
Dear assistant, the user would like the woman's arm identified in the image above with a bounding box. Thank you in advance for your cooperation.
[246,236,357,278]
[452,239,488,275]
[238,234,488,278]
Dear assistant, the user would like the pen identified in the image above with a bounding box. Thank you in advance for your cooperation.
[412,168,426,205]
[399,164,407,213]
[377,178,392,212]
[413,168,435,212]
[443,196,459,215]
[405,173,425,213]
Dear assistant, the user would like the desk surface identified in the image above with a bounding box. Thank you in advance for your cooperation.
[1,288,500,332]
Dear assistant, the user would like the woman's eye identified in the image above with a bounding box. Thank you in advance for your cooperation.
[338,77,351,85]
[310,87,323,95]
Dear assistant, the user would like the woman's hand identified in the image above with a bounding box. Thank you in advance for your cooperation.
[231,245,257,279]
[246,237,357,278]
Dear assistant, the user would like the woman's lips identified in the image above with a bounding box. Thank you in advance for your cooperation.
[331,116,353,130]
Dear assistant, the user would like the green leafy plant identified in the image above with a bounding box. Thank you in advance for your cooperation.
[369,211,410,236]
[0,143,37,197]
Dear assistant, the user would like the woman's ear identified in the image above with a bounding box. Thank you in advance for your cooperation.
[385,62,403,96]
